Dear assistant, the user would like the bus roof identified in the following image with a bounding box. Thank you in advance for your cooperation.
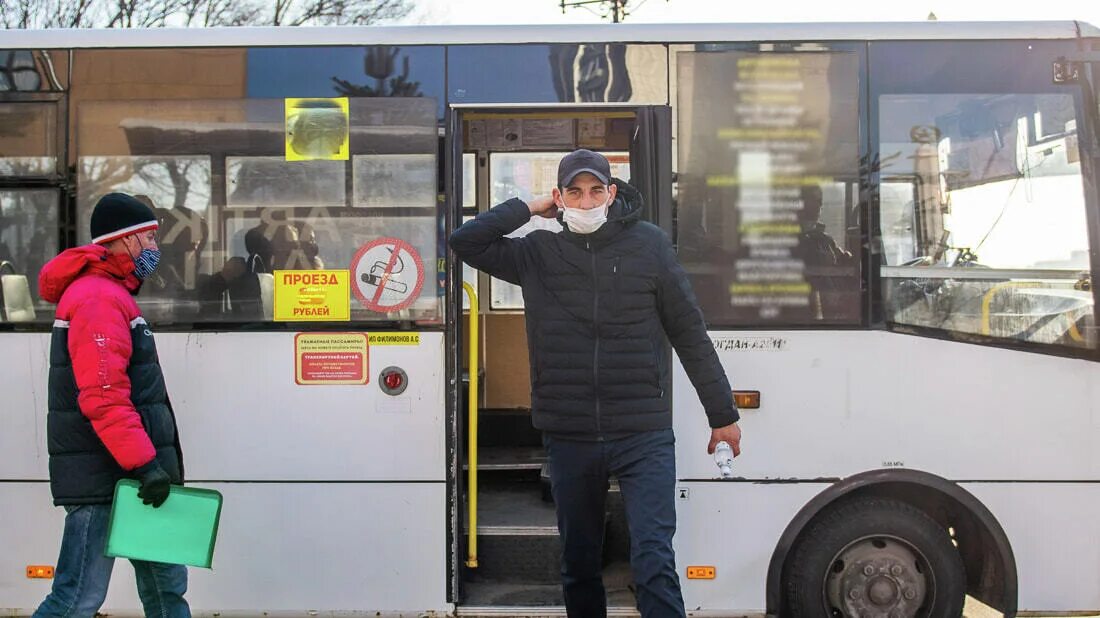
[3,21,1099,49]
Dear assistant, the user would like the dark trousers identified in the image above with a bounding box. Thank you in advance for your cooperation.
[544,428,686,618]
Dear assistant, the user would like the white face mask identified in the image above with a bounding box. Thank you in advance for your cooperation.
[562,195,612,234]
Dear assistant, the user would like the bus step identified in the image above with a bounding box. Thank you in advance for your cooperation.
[459,560,637,611]
[465,532,562,583]
[470,408,542,448]
[457,603,639,617]
[467,482,558,529]
[464,483,625,584]
[464,446,546,471]
[464,482,559,583]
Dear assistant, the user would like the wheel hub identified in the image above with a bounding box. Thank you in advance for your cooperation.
[868,576,898,605]
[825,537,929,618]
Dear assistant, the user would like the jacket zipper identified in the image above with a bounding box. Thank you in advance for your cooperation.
[589,241,602,440]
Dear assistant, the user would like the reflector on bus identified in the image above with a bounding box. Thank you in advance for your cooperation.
[686,566,716,580]
[733,391,761,409]
[26,565,53,579]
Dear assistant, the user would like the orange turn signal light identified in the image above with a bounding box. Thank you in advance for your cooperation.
[27,565,54,579]
[686,565,716,579]
[733,390,760,409]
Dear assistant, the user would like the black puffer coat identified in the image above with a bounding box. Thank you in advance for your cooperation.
[450,180,738,439]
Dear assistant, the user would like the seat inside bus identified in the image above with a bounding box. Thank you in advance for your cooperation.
[0,261,36,323]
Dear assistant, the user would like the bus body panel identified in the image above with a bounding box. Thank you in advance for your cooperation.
[0,332,448,482]
[1,334,51,480]
[967,483,1100,611]
[1,482,450,614]
[670,480,1100,613]
[155,331,447,482]
[0,332,449,613]
[673,482,825,611]
[674,331,1100,482]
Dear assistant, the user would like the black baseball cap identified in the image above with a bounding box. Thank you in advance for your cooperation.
[557,149,611,188]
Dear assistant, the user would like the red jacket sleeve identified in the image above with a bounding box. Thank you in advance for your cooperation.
[67,295,156,471]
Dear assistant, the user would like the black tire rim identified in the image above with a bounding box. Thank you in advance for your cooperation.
[821,534,936,618]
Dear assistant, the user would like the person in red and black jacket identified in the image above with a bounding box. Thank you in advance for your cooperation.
[34,193,190,617]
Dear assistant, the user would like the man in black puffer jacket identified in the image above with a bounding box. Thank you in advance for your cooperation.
[450,149,741,618]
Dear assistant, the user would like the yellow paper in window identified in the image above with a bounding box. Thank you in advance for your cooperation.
[285,98,349,161]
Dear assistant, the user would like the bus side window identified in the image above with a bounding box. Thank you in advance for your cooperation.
[673,48,864,327]
[877,93,1095,351]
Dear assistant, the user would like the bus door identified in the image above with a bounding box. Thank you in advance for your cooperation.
[446,105,671,613]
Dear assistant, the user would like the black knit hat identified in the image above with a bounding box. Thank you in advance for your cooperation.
[90,193,159,245]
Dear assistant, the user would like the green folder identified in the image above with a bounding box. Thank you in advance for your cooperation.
[105,479,223,568]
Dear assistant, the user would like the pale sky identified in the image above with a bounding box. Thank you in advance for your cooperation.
[403,0,1100,28]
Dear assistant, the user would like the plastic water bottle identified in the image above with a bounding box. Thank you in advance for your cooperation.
[714,441,735,479]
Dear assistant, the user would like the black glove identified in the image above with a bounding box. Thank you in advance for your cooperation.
[135,460,171,508]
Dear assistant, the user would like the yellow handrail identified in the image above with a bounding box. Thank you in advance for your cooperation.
[462,282,479,568]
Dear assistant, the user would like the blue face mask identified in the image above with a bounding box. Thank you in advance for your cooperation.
[132,248,162,280]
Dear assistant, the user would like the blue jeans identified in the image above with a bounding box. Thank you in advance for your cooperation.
[544,428,686,618]
[33,504,190,618]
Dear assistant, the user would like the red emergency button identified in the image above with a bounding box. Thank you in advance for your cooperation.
[378,366,409,396]
[384,371,403,391]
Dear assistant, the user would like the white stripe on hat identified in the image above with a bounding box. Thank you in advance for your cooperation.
[92,220,159,245]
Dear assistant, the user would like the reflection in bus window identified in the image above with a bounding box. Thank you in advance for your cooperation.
[448,44,667,105]
[0,102,58,177]
[247,46,446,119]
[353,154,436,208]
[0,50,67,92]
[878,93,1094,350]
[227,157,345,209]
[77,156,212,322]
[75,95,440,324]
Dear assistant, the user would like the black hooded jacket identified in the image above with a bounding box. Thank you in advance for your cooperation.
[450,180,738,439]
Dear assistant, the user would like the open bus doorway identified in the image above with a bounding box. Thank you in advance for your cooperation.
[449,105,671,614]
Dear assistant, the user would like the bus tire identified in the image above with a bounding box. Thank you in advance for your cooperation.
[783,496,965,618]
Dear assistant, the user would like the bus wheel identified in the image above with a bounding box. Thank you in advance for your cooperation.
[783,497,965,617]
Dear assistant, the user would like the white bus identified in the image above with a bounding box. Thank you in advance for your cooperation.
[1,20,1098,617]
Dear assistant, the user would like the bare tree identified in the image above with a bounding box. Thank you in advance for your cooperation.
[179,0,263,27]
[0,0,413,28]
[1,0,102,28]
[106,0,187,27]
[559,0,659,22]
[269,0,412,26]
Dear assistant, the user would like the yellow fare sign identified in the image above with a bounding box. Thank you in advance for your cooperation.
[274,270,350,321]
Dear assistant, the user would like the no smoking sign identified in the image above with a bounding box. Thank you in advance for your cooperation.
[350,237,425,313]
